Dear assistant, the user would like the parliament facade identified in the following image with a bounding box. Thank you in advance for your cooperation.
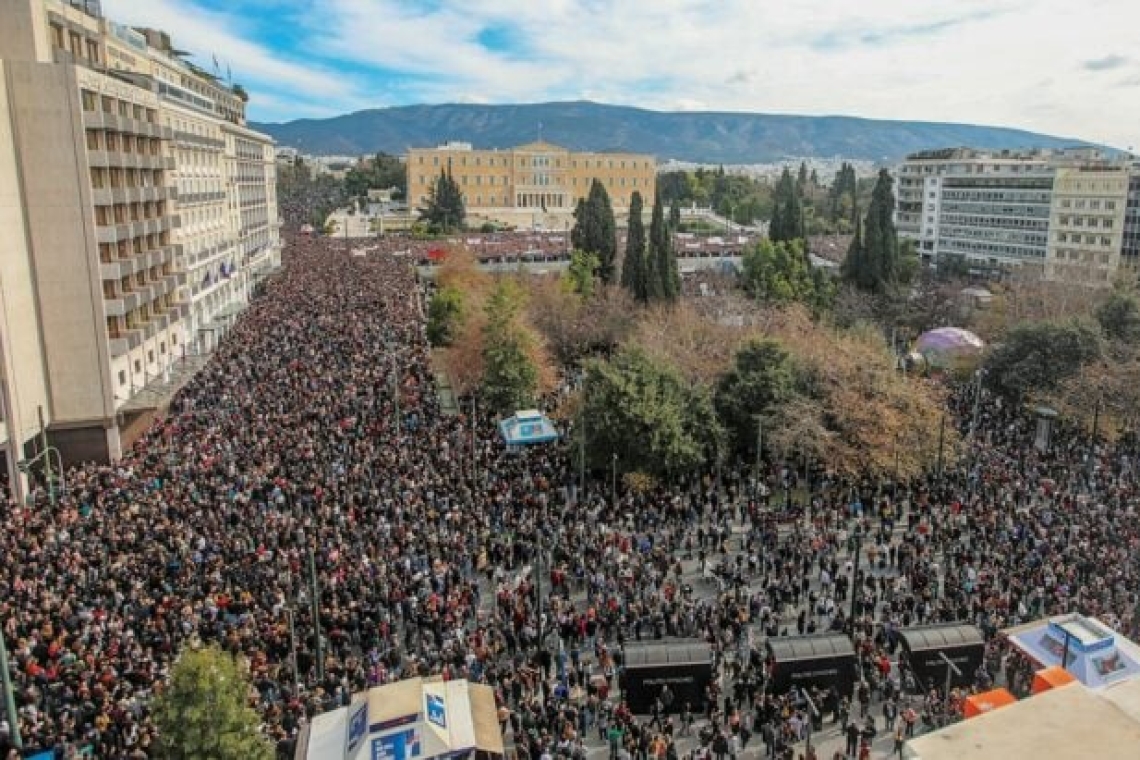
[406,141,656,228]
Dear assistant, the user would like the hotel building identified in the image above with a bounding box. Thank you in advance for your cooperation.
[406,141,656,228]
[895,147,1137,283]
[0,0,279,483]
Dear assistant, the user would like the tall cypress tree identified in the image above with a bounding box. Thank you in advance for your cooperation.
[842,170,900,294]
[769,168,803,243]
[418,169,465,232]
[669,198,682,230]
[650,193,680,301]
[621,192,649,302]
[572,180,618,284]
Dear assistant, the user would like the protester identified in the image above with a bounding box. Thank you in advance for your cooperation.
[1,228,1138,760]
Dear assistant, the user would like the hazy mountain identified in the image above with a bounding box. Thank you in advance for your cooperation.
[253,101,1096,164]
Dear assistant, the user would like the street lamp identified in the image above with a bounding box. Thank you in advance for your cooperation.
[0,627,21,750]
[611,452,618,506]
[970,368,987,439]
[849,524,863,634]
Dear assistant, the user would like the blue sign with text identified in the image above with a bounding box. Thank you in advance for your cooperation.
[426,693,447,729]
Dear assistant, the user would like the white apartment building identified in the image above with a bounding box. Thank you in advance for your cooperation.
[896,147,1135,283]
[0,0,279,476]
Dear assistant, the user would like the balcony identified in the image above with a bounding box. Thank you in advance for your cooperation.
[108,329,143,356]
[104,291,142,317]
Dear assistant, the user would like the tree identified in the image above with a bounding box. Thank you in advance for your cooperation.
[984,319,1103,401]
[621,192,650,302]
[741,239,833,309]
[769,168,803,244]
[564,249,600,299]
[842,170,901,294]
[649,193,680,301]
[151,645,273,760]
[715,339,794,454]
[1096,290,1140,343]
[427,286,464,346]
[419,170,465,232]
[669,198,682,230]
[581,348,723,476]
[571,180,618,283]
[481,280,539,414]
[345,152,406,198]
[828,163,858,224]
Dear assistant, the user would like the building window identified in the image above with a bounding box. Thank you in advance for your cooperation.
[134,359,141,374]
[118,370,127,386]
[147,350,154,363]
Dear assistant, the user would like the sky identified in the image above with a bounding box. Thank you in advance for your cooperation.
[102,0,1140,149]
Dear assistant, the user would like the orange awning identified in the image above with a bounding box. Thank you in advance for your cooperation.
[1032,665,1077,694]
[963,688,1017,718]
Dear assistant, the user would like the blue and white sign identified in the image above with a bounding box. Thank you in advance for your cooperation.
[345,700,369,759]
[426,693,447,729]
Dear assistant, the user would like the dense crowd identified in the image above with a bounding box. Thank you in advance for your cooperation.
[1,232,1139,760]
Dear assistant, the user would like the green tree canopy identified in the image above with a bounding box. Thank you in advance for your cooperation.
[345,152,406,198]
[481,280,539,414]
[741,238,833,309]
[427,285,464,346]
[151,645,273,760]
[564,249,600,299]
[1096,290,1140,343]
[581,348,723,476]
[842,169,901,294]
[984,319,1103,400]
[714,339,794,455]
[621,192,651,302]
[649,193,681,301]
[418,170,465,232]
[571,180,618,283]
[769,167,804,244]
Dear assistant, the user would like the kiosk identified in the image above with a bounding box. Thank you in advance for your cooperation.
[765,634,857,697]
[898,624,984,693]
[621,640,713,714]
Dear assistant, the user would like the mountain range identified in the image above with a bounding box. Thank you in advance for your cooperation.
[252,101,1096,164]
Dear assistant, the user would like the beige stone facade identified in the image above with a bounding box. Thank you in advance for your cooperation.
[1045,167,1130,284]
[407,140,656,228]
[0,0,279,474]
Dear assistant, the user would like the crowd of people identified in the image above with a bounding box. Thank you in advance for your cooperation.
[1,230,1139,760]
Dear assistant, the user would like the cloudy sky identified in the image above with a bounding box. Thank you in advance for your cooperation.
[103,0,1140,149]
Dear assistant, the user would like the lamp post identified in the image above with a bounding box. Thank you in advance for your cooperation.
[849,524,863,634]
[935,412,946,486]
[0,626,21,750]
[611,452,618,507]
[754,417,764,502]
[970,369,986,439]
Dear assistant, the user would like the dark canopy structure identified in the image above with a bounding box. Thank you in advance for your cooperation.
[766,634,856,697]
[899,624,985,692]
[621,640,713,714]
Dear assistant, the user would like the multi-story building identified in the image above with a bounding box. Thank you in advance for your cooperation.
[1123,174,1140,264]
[896,147,1136,283]
[896,148,1055,264]
[1045,167,1130,284]
[0,0,278,474]
[406,140,656,229]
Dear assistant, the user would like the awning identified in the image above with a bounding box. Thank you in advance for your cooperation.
[963,687,1016,718]
[498,409,559,446]
[1033,666,1077,694]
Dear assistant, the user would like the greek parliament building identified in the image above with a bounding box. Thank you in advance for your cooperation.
[0,0,280,484]
[407,141,656,228]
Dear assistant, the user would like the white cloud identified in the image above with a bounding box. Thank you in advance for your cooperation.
[101,0,370,119]
[106,0,1140,147]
